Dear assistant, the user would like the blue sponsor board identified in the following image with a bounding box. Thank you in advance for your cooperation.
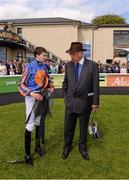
[126,54,129,61]
[83,43,91,59]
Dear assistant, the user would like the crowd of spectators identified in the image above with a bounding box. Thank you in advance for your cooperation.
[0,59,27,76]
[98,60,129,73]
[1,58,129,76]
[45,60,65,74]
[0,59,65,76]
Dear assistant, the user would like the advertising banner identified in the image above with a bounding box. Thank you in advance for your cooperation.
[1,74,129,94]
[0,74,64,94]
[107,75,129,87]
[0,75,21,93]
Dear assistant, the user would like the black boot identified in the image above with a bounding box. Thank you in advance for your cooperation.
[25,129,33,166]
[35,126,44,157]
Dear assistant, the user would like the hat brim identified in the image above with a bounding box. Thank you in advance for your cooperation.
[66,49,86,53]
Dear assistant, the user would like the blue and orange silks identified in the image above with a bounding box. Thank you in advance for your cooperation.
[18,59,49,96]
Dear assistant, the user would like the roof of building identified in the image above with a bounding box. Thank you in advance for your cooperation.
[0,17,80,25]
[0,17,129,28]
[80,22,129,28]
[97,24,129,28]
[0,17,94,26]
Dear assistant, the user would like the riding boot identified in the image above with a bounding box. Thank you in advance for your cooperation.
[25,129,33,166]
[35,126,44,157]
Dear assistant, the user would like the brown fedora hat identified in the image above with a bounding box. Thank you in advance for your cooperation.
[66,42,86,53]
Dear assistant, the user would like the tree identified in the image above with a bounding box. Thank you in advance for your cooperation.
[91,14,126,25]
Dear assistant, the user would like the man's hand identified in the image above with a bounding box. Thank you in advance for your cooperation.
[92,105,99,112]
[49,87,54,93]
[49,81,54,93]
[30,92,43,101]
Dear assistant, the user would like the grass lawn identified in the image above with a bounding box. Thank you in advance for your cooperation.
[0,96,129,179]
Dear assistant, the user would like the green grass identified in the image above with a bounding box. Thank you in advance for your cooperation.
[0,96,129,179]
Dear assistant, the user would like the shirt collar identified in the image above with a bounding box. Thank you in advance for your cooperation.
[78,57,84,65]
[35,58,43,66]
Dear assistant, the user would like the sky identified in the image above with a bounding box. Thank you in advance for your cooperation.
[0,0,129,23]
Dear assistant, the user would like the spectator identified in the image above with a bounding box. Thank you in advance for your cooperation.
[22,60,27,73]
[126,63,129,73]
[120,63,127,74]
[6,60,16,75]
[16,60,23,74]
[50,63,57,74]
[58,62,63,74]
[112,61,120,73]
[0,61,7,75]
[46,60,51,74]
[105,64,112,73]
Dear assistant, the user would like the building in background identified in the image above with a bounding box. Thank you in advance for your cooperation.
[0,17,129,63]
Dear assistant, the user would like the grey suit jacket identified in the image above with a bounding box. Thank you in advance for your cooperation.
[62,58,99,113]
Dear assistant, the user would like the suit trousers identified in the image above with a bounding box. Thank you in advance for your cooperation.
[64,107,92,150]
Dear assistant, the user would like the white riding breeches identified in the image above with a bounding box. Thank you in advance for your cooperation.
[25,96,41,131]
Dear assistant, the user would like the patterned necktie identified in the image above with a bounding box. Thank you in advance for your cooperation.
[75,63,79,81]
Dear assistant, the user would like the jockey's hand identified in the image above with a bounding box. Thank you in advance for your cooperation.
[30,92,43,101]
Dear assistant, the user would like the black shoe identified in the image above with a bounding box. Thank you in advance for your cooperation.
[62,148,71,160]
[25,155,33,166]
[79,149,89,160]
[35,147,44,157]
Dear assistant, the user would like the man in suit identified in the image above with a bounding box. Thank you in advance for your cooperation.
[62,42,99,160]
[6,60,16,75]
